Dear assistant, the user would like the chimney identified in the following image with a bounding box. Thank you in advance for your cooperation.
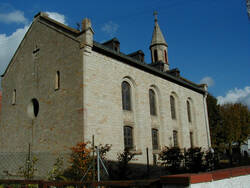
[80,18,94,48]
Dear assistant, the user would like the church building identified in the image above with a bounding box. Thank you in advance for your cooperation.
[0,12,211,177]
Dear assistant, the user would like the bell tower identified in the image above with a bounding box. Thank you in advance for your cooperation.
[150,11,169,71]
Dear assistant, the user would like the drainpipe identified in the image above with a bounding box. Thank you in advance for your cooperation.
[202,85,211,148]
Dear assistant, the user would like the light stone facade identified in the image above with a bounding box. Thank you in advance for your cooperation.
[0,12,211,177]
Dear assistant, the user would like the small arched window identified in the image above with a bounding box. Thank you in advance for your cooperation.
[173,130,178,147]
[124,126,133,149]
[187,100,192,122]
[152,129,159,150]
[170,96,176,119]
[149,89,157,116]
[12,89,16,105]
[55,71,60,90]
[154,50,158,62]
[121,81,132,111]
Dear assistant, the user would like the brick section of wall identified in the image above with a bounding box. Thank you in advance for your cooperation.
[160,166,250,185]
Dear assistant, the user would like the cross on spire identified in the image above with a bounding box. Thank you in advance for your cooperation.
[153,11,158,22]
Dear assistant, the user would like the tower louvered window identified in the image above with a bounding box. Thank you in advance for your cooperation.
[154,50,158,62]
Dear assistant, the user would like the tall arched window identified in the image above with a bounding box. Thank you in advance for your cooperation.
[152,129,159,150]
[149,89,157,116]
[187,100,192,122]
[124,126,133,149]
[154,50,158,62]
[170,96,176,119]
[122,81,131,111]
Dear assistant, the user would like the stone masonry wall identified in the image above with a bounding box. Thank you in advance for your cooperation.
[0,19,83,177]
[83,49,210,164]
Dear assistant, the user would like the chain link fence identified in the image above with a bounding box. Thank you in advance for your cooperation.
[0,152,70,180]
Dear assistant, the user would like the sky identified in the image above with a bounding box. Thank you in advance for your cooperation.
[0,0,250,108]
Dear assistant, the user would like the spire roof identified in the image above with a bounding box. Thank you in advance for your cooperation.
[150,11,167,48]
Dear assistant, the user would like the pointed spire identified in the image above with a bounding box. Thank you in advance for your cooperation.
[150,11,167,48]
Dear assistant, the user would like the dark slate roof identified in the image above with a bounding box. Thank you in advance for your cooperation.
[93,42,205,94]
[2,12,205,94]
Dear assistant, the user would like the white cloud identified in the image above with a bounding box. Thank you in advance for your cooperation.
[46,12,67,25]
[101,21,119,37]
[0,10,28,24]
[0,11,67,89]
[217,86,250,109]
[0,25,30,75]
[199,76,214,87]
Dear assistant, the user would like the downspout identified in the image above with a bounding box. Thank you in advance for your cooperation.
[202,85,211,148]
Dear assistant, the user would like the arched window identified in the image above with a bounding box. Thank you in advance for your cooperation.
[27,98,39,119]
[122,81,132,111]
[154,50,158,62]
[12,89,16,105]
[149,89,157,116]
[124,126,133,149]
[173,130,178,147]
[170,96,176,119]
[152,129,159,150]
[187,100,192,122]
[55,71,60,90]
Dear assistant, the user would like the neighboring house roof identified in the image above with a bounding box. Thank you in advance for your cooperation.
[1,12,206,95]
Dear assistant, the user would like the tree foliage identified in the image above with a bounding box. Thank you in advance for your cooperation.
[206,94,223,149]
[220,103,250,146]
[207,94,250,164]
[159,147,184,173]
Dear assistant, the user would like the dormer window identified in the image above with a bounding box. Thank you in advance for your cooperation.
[102,38,120,52]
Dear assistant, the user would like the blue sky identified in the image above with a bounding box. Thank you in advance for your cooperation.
[0,0,250,107]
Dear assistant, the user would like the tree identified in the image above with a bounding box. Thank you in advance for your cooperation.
[116,148,136,180]
[68,142,92,180]
[206,94,223,150]
[184,147,204,173]
[220,103,250,164]
[159,147,184,174]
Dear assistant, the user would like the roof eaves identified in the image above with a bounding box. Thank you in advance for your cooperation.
[93,41,205,94]
[38,13,80,36]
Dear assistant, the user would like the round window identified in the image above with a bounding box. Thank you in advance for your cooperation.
[27,98,39,119]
